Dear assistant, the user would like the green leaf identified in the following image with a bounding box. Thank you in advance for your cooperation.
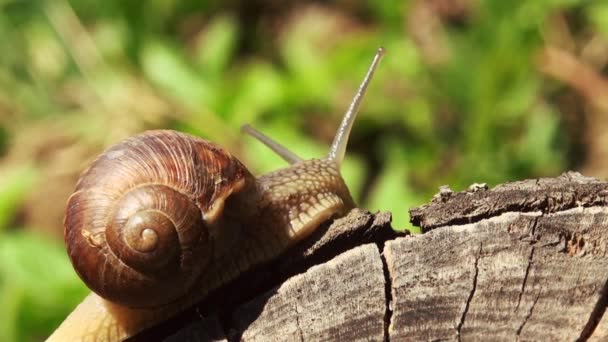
[229,61,285,124]
[587,3,608,37]
[141,40,214,109]
[518,103,564,175]
[195,15,238,76]
[0,232,88,342]
[0,165,38,233]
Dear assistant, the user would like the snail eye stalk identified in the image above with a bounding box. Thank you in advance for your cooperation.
[327,47,385,168]
[241,124,303,165]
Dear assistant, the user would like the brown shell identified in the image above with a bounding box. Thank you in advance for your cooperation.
[64,130,251,308]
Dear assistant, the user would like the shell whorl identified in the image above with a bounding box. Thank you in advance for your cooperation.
[64,130,251,308]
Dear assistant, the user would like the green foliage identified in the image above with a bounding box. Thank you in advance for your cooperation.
[0,0,601,339]
[0,166,38,234]
[0,232,88,342]
[588,3,608,37]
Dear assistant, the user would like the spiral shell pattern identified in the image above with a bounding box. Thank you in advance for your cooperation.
[64,130,250,308]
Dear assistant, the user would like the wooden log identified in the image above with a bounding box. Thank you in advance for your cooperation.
[133,172,608,341]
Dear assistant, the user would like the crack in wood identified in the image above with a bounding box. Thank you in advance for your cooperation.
[516,287,541,338]
[516,247,536,312]
[457,242,482,341]
[530,214,539,238]
[380,251,392,342]
[578,277,608,341]
[293,298,304,342]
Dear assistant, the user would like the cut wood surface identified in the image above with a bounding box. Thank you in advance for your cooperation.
[133,172,608,341]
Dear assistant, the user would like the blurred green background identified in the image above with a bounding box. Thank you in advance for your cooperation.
[2,0,608,340]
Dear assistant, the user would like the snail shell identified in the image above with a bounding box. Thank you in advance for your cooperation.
[65,130,252,308]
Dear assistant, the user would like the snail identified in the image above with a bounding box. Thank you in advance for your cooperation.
[48,47,385,342]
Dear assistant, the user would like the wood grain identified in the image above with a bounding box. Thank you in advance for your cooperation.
[386,207,608,340]
[231,244,386,341]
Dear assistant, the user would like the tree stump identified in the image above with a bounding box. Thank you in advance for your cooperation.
[131,172,608,341]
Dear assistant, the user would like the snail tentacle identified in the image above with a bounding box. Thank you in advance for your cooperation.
[241,124,303,164]
[327,47,385,167]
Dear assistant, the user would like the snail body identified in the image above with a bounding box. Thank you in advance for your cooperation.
[49,48,385,341]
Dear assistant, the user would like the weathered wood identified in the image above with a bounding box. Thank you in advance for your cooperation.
[136,172,608,341]
[231,244,386,341]
[410,171,608,232]
[386,207,608,340]
[590,308,608,341]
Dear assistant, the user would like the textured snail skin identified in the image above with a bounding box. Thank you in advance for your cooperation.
[49,131,355,341]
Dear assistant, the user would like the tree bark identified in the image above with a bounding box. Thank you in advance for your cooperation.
[132,172,608,341]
